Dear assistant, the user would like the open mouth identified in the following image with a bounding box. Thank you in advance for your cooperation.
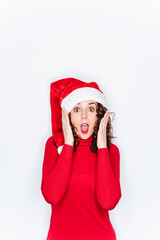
[80,123,89,133]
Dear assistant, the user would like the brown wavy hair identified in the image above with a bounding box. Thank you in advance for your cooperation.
[68,102,116,153]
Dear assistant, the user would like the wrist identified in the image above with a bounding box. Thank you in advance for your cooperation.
[97,145,108,149]
[64,142,74,146]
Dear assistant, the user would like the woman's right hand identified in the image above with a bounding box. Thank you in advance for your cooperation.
[61,107,74,146]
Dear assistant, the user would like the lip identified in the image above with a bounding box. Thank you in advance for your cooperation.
[80,122,89,128]
[80,122,89,134]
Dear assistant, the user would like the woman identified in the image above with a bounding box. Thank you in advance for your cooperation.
[41,77,122,240]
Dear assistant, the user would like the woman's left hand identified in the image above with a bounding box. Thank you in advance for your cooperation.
[97,110,110,149]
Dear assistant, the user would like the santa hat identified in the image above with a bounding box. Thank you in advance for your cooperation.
[50,77,107,147]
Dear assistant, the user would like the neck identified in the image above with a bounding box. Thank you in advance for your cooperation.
[77,134,93,146]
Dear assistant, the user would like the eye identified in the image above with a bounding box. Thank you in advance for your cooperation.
[74,107,79,112]
[73,107,95,112]
[89,107,95,111]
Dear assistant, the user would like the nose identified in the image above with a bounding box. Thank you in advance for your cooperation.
[81,109,87,119]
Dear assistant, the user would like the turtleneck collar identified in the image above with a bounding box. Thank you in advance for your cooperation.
[77,134,93,146]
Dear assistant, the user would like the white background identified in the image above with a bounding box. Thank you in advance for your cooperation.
[0,0,160,239]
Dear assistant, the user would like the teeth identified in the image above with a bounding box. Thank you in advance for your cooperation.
[81,123,88,129]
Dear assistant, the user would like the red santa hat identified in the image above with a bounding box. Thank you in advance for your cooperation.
[50,77,107,147]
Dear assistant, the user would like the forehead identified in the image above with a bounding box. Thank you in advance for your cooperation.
[76,100,97,105]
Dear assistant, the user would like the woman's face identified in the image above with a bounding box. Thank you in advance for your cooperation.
[70,100,98,139]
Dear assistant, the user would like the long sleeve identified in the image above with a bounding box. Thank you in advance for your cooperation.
[41,136,74,205]
[96,144,122,211]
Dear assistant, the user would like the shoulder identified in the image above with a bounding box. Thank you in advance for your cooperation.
[45,136,64,155]
[45,136,58,150]
[46,136,55,144]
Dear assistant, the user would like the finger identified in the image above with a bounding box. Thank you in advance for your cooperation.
[63,108,70,122]
[105,110,110,115]
[62,107,67,113]
[104,113,110,125]
[61,111,66,126]
[62,108,70,129]
[101,112,109,126]
[62,108,68,117]
[104,111,110,119]
[62,108,67,117]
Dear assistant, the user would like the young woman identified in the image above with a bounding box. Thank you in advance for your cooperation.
[41,77,122,240]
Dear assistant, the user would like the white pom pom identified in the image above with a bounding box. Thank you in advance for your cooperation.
[57,145,63,154]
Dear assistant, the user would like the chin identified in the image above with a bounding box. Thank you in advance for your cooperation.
[79,131,92,139]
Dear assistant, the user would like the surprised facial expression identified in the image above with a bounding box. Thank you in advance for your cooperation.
[70,100,98,139]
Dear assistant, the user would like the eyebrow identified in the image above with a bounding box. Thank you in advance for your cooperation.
[77,102,97,105]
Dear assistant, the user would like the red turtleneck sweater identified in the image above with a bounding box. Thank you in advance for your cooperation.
[41,134,122,240]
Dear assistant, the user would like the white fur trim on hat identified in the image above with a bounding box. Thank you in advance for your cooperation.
[61,87,107,113]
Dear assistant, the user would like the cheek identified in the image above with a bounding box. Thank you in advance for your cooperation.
[93,117,98,127]
[89,115,98,127]
[70,113,80,126]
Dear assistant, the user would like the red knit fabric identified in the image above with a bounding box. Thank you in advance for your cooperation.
[41,134,122,240]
